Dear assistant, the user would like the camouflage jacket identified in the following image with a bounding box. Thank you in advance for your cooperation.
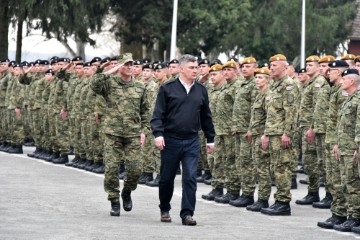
[41,79,53,114]
[66,73,79,114]
[8,76,25,109]
[143,79,160,133]
[338,90,360,155]
[72,78,87,118]
[325,85,346,145]
[313,77,331,134]
[77,78,90,120]
[232,76,257,133]
[90,74,149,137]
[209,83,226,131]
[33,77,46,110]
[250,89,268,136]
[264,75,299,136]
[0,73,10,107]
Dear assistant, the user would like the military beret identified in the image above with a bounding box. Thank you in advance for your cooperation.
[228,57,238,63]
[0,58,10,63]
[21,61,29,67]
[75,62,84,66]
[328,60,349,68]
[100,57,110,64]
[72,56,83,62]
[133,59,143,65]
[142,63,153,70]
[211,59,223,66]
[269,54,287,62]
[110,56,118,61]
[50,60,58,65]
[209,64,223,72]
[198,58,210,66]
[154,62,167,70]
[152,60,160,65]
[65,58,71,63]
[305,55,319,62]
[241,57,257,65]
[40,60,49,65]
[45,69,54,75]
[168,59,179,65]
[319,55,335,64]
[57,58,67,63]
[254,67,270,76]
[143,58,151,64]
[8,61,17,67]
[223,61,237,69]
[298,68,307,74]
[118,53,133,65]
[34,59,42,64]
[50,56,59,61]
[342,68,359,77]
[91,57,102,63]
[13,63,21,68]
[83,62,92,67]
[341,54,356,61]
[29,62,35,66]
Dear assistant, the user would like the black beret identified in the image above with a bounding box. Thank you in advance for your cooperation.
[29,62,35,66]
[142,58,151,64]
[133,59,143,65]
[0,58,10,63]
[21,61,29,67]
[13,63,22,68]
[168,59,179,65]
[100,57,110,64]
[198,58,210,65]
[50,60,58,65]
[8,61,17,67]
[298,68,307,74]
[75,62,84,66]
[91,57,102,63]
[83,62,92,67]
[142,63,153,70]
[110,56,118,61]
[154,62,167,70]
[45,69,54,75]
[40,60,50,65]
[50,56,59,61]
[342,68,359,77]
[57,58,66,62]
[72,56,83,61]
[328,60,349,68]
[34,59,42,64]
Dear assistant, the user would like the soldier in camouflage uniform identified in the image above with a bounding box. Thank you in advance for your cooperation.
[167,59,180,81]
[201,64,227,201]
[317,60,349,229]
[214,61,240,204]
[90,53,149,217]
[332,69,360,232]
[296,56,330,205]
[260,54,299,216]
[132,59,144,82]
[0,59,11,150]
[246,67,271,212]
[229,57,258,208]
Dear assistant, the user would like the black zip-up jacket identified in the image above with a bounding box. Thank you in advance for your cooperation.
[151,78,215,143]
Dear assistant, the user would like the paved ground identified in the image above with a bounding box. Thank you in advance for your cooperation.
[0,146,359,240]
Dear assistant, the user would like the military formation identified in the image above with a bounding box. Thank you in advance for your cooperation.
[1,52,360,232]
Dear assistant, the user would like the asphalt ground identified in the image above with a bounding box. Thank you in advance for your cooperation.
[0,146,359,240]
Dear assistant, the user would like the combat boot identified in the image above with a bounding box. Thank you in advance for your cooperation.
[317,214,347,229]
[4,144,15,153]
[298,166,305,174]
[0,142,9,151]
[291,177,297,189]
[27,147,39,158]
[333,216,360,232]
[204,177,212,185]
[87,161,101,171]
[65,155,80,167]
[8,145,23,154]
[196,169,204,182]
[260,201,291,216]
[121,190,132,211]
[214,192,239,204]
[92,162,105,174]
[84,160,95,171]
[295,191,319,205]
[138,172,153,184]
[352,225,360,234]
[73,158,86,168]
[201,187,223,201]
[37,150,49,159]
[52,154,69,164]
[110,200,120,217]
[246,199,269,212]
[119,163,126,179]
[79,160,92,169]
[312,192,332,209]
[299,179,308,184]
[146,174,160,187]
[49,152,60,162]
[137,172,146,184]
[229,194,254,207]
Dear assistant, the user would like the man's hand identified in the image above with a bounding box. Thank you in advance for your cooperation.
[155,137,165,150]
[60,109,68,120]
[246,130,252,143]
[206,144,214,154]
[261,135,269,150]
[332,144,339,161]
[105,64,122,75]
[353,150,358,164]
[95,113,100,124]
[281,134,291,148]
[140,133,146,148]
[15,108,21,118]
[305,128,315,144]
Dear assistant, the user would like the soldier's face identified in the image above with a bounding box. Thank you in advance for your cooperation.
[298,73,308,83]
[132,65,142,76]
[241,63,256,79]
[84,67,92,77]
[0,62,9,72]
[270,61,286,79]
[154,69,167,81]
[255,74,269,88]
[328,69,341,84]
[119,62,133,77]
[142,68,153,80]
[75,66,84,76]
[319,63,329,77]
[45,73,54,81]
[179,61,198,81]
[222,68,237,81]
[13,67,22,76]
[341,75,354,91]
[199,64,210,76]
[306,62,319,75]
[209,71,223,86]
[168,64,179,75]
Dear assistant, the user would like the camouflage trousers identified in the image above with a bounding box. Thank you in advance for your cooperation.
[55,114,69,155]
[73,118,86,159]
[87,118,103,162]
[141,133,156,173]
[23,107,32,141]
[301,128,320,192]
[10,109,24,145]
[235,133,255,196]
[80,119,89,159]
[31,109,42,148]
[211,135,225,189]
[316,133,327,192]
[68,115,76,149]
[197,131,209,172]
[340,155,360,219]
[291,129,302,178]
[326,143,347,217]
[253,136,272,200]
[5,109,13,143]
[268,135,292,202]
[222,135,238,193]
[41,110,51,151]
[104,134,142,201]
[0,107,6,143]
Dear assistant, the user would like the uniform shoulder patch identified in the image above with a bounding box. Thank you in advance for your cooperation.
[314,83,321,88]
[286,85,293,91]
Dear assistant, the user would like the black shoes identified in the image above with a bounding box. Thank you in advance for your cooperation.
[214,192,239,204]
[201,188,223,201]
[333,216,360,232]
[312,192,332,209]
[246,199,269,212]
[182,215,197,226]
[8,145,23,154]
[295,192,319,205]
[119,163,126,179]
[317,214,347,229]
[260,201,291,216]
[52,155,69,164]
[196,170,212,183]
[138,172,153,184]
[160,211,171,222]
[229,194,254,207]
[92,163,105,174]
[146,174,160,187]
[121,190,132,212]
[27,148,40,158]
[291,178,297,190]
[110,200,120,216]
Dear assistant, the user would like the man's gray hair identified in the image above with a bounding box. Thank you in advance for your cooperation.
[178,54,197,65]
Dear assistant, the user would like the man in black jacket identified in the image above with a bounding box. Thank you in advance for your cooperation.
[151,54,215,226]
